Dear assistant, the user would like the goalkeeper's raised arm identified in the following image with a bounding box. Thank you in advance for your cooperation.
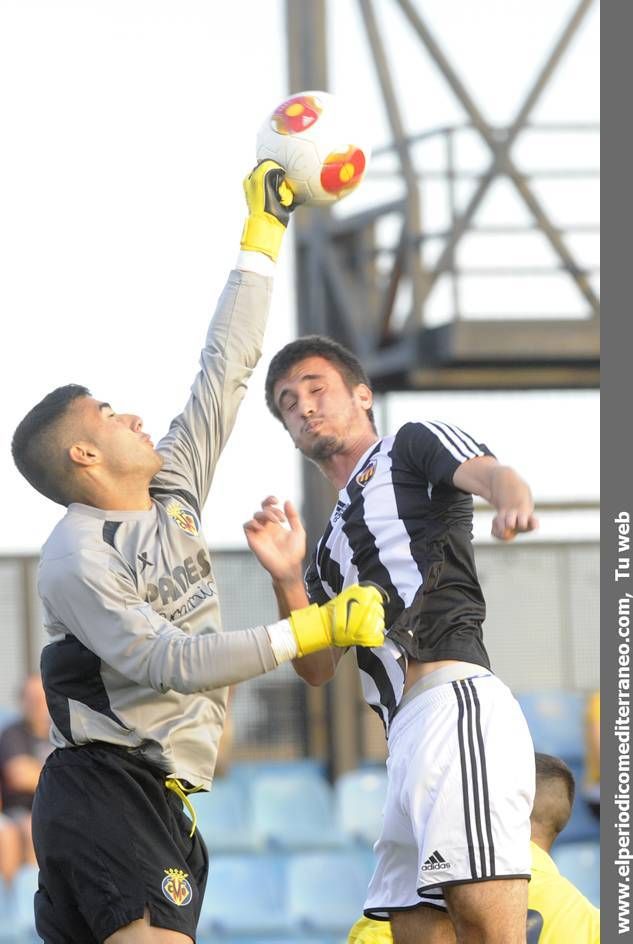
[153,160,297,514]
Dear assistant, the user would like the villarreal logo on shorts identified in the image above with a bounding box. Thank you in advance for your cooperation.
[165,500,200,536]
[161,868,193,907]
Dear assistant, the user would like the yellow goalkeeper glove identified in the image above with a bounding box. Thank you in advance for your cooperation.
[240,160,296,261]
[288,584,385,658]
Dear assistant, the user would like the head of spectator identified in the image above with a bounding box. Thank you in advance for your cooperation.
[530,752,575,854]
[20,674,50,740]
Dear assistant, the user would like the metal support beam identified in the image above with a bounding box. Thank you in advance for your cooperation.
[285,0,329,92]
[285,1,599,391]
[357,0,428,320]
[394,0,599,317]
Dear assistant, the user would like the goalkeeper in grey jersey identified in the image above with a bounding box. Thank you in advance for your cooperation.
[10,162,385,944]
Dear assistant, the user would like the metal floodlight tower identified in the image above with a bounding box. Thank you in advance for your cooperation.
[285,0,599,393]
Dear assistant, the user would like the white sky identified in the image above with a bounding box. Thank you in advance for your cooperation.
[0,0,599,553]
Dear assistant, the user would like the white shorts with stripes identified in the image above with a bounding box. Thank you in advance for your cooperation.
[363,673,535,917]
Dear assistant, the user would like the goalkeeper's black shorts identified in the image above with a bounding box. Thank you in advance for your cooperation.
[32,742,208,943]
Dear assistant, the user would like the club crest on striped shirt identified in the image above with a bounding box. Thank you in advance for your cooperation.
[356,457,377,486]
[165,500,200,536]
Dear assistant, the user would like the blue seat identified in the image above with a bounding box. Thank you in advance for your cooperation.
[552,840,600,907]
[251,773,344,850]
[12,864,39,933]
[335,769,387,846]
[559,795,600,845]
[228,758,326,787]
[198,854,290,937]
[191,779,257,852]
[0,880,33,944]
[517,690,585,764]
[0,707,19,730]
[287,849,375,934]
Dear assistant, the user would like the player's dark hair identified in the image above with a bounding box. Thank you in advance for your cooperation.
[533,752,576,836]
[11,384,91,507]
[265,335,376,431]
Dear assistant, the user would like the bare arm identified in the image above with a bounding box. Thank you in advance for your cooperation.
[452,455,538,540]
[244,497,341,684]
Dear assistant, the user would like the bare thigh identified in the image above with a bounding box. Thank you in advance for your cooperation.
[391,879,528,944]
[104,909,194,944]
[444,878,528,944]
[391,905,457,944]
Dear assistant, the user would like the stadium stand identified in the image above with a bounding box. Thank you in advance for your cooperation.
[517,692,600,848]
[551,840,601,907]
[13,864,39,934]
[560,764,601,843]
[250,772,344,850]
[286,849,376,935]
[335,769,388,846]
[517,690,586,764]
[197,854,290,938]
[191,779,257,853]
[228,758,327,784]
[0,691,598,942]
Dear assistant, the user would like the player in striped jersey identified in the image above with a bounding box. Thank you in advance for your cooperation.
[244,335,539,944]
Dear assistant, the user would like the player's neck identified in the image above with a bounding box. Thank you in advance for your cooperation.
[530,828,555,855]
[75,475,153,512]
[318,431,380,490]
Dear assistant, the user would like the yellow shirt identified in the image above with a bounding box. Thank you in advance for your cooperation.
[348,916,393,944]
[528,841,600,943]
[347,843,600,944]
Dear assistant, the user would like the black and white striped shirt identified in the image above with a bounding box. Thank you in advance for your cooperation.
[305,421,493,734]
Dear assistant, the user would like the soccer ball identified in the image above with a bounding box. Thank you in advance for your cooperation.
[256,90,371,207]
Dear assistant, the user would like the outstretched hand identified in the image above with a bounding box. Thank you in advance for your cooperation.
[243,496,306,583]
[240,161,297,261]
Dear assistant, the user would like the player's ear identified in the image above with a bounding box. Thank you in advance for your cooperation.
[356,383,373,414]
[68,442,99,467]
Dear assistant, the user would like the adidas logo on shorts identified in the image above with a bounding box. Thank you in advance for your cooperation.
[420,850,451,871]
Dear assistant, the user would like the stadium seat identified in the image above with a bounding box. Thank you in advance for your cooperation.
[0,875,29,944]
[0,706,18,730]
[251,773,344,850]
[287,849,376,934]
[228,758,327,786]
[12,864,39,933]
[0,933,21,944]
[517,690,585,764]
[551,840,600,907]
[335,768,387,846]
[559,795,600,844]
[197,854,290,937]
[190,778,257,852]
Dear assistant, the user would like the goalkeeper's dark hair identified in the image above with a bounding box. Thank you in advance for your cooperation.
[265,335,376,432]
[12,384,91,507]
[532,752,575,837]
